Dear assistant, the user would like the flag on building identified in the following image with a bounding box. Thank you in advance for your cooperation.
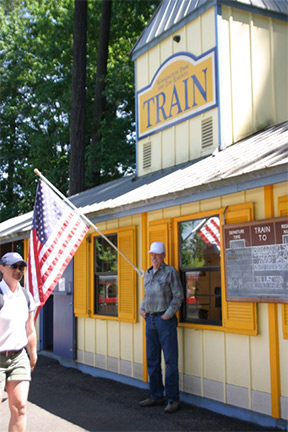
[26,180,89,319]
[198,216,220,249]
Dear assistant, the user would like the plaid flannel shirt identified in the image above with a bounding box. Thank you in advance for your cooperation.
[140,263,184,318]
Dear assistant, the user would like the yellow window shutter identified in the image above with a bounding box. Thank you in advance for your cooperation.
[23,238,29,286]
[148,219,171,264]
[278,195,288,339]
[23,238,29,262]
[74,237,88,317]
[282,305,288,339]
[278,195,288,217]
[223,203,258,335]
[224,204,253,225]
[118,226,136,323]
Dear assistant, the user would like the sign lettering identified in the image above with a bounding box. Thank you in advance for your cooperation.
[223,217,288,303]
[137,51,216,139]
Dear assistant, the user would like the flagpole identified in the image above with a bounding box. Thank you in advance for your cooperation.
[34,169,144,277]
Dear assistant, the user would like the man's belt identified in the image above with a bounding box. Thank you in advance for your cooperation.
[0,349,23,357]
[147,311,165,316]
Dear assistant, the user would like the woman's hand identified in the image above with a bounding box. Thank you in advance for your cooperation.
[30,353,38,372]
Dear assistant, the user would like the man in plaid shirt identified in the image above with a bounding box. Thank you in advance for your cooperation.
[139,242,183,414]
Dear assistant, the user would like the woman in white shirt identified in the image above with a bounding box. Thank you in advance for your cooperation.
[0,252,37,432]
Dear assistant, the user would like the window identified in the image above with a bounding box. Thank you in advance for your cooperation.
[80,226,136,322]
[94,235,118,316]
[179,216,222,325]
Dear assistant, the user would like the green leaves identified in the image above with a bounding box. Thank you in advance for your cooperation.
[0,0,73,221]
[0,0,158,222]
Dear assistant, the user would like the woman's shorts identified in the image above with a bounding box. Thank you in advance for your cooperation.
[0,349,31,391]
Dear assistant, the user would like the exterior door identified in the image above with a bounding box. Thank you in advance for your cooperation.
[53,260,75,359]
[40,295,53,351]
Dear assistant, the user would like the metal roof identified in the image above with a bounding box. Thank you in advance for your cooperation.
[0,122,287,244]
[131,0,288,59]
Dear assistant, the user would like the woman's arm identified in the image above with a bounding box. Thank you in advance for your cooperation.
[25,311,38,371]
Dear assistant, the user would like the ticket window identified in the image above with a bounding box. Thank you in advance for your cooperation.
[179,216,222,325]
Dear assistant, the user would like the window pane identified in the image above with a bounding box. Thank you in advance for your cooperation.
[98,275,118,316]
[95,235,117,273]
[94,235,118,316]
[180,217,220,268]
[179,216,222,325]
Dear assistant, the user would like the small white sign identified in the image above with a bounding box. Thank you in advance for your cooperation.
[59,278,65,292]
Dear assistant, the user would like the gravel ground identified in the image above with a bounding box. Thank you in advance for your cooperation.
[0,354,282,432]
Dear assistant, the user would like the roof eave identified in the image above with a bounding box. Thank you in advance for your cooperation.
[84,164,288,224]
[0,162,287,245]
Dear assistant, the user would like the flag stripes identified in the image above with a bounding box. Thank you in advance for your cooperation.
[26,180,88,319]
[198,216,220,249]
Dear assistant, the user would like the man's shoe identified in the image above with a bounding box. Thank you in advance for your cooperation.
[139,397,166,407]
[164,400,180,413]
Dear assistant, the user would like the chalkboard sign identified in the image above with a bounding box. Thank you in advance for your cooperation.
[223,216,288,303]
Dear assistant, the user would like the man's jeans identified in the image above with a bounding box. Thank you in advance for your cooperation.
[145,314,179,402]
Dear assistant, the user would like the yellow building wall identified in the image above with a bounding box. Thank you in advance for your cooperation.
[77,214,144,379]
[162,127,175,169]
[279,309,288,399]
[275,183,288,401]
[225,333,251,387]
[251,304,271,393]
[219,7,288,146]
[182,329,203,377]
[136,7,216,94]
[204,331,225,382]
[146,187,271,390]
[136,7,218,176]
[85,318,96,353]
[76,182,288,419]
[136,5,287,176]
[96,320,107,356]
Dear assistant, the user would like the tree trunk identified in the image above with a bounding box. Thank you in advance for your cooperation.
[69,0,87,196]
[90,0,112,186]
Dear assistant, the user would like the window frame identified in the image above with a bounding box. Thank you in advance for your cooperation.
[89,226,137,323]
[173,204,257,334]
[94,233,118,317]
[177,212,223,327]
[173,209,225,330]
[90,229,119,320]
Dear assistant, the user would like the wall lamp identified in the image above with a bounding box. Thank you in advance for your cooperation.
[173,35,181,43]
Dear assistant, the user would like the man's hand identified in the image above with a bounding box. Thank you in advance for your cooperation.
[161,314,170,320]
[139,309,147,319]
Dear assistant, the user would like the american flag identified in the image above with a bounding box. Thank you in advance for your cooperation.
[198,216,220,249]
[26,180,89,319]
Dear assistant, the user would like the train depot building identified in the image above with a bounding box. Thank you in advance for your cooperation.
[0,0,287,429]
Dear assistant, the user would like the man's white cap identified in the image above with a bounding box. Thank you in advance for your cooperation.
[148,241,166,254]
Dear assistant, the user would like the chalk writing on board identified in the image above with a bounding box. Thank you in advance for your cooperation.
[223,217,288,303]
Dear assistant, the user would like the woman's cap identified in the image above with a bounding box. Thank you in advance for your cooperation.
[0,252,27,267]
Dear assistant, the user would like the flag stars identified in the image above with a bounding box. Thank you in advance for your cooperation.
[27,179,88,318]
[33,181,66,243]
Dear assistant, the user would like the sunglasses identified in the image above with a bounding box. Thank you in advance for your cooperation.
[9,264,25,271]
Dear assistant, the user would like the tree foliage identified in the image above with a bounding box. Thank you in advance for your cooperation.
[69,0,88,195]
[0,0,74,221]
[0,0,159,221]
